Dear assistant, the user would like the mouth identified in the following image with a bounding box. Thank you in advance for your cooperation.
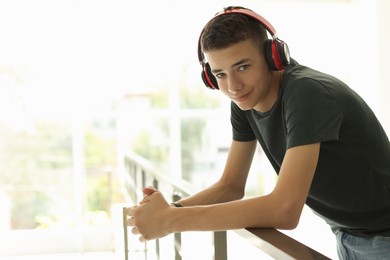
[232,92,250,103]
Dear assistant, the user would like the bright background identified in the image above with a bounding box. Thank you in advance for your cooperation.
[0,0,389,259]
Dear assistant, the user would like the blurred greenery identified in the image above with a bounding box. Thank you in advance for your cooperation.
[0,64,221,230]
[181,118,206,181]
[0,116,121,229]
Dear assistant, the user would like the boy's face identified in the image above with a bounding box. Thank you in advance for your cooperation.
[205,39,281,112]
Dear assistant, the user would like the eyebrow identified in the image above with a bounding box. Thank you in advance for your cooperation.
[211,58,251,74]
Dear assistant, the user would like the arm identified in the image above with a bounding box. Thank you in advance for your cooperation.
[178,140,257,206]
[127,142,320,241]
[172,143,320,231]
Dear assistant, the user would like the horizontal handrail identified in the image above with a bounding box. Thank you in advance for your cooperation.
[123,150,196,197]
[122,151,330,260]
[235,228,330,259]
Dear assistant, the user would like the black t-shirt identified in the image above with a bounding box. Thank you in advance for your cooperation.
[231,60,390,236]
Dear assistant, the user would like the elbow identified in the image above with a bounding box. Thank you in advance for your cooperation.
[227,190,245,202]
[278,216,299,230]
[235,187,247,201]
[225,183,245,201]
[274,203,302,230]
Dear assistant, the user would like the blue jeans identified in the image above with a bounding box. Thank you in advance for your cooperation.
[335,229,390,260]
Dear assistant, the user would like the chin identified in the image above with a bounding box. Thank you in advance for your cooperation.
[234,102,253,111]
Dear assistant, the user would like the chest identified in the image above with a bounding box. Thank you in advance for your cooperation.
[248,108,287,171]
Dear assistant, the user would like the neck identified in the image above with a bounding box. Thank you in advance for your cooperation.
[254,70,284,112]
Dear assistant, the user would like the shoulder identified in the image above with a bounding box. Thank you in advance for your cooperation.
[282,60,349,96]
[281,63,350,110]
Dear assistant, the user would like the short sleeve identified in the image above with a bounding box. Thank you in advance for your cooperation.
[283,78,343,148]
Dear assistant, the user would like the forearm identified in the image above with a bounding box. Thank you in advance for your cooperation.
[127,188,302,241]
[177,141,256,207]
[177,181,244,207]
[170,194,298,234]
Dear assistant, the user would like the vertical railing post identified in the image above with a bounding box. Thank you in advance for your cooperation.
[153,178,160,260]
[123,207,129,260]
[153,178,159,190]
[131,163,138,203]
[132,163,137,188]
[213,231,227,260]
[172,192,182,260]
[141,169,150,260]
[141,169,146,189]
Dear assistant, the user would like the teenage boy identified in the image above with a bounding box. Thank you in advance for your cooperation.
[127,6,390,259]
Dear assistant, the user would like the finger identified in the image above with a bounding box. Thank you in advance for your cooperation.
[126,217,134,227]
[143,186,157,196]
[131,227,139,235]
[125,206,137,216]
[139,190,162,204]
[140,236,147,242]
[139,196,151,205]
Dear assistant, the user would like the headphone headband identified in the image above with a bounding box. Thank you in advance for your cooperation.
[198,7,279,66]
[213,8,278,39]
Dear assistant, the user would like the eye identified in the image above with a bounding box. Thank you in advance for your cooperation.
[215,72,226,79]
[238,65,249,72]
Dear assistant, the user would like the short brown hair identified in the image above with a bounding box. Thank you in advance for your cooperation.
[200,7,268,53]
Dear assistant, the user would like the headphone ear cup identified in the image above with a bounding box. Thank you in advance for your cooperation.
[265,39,289,71]
[275,40,290,66]
[265,40,278,71]
[201,63,219,90]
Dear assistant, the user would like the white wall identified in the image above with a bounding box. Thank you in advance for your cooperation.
[378,0,390,135]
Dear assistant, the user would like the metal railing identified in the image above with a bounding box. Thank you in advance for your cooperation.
[121,151,331,260]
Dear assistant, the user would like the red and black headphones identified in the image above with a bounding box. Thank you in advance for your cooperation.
[198,7,290,90]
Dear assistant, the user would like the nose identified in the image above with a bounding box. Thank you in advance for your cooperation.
[227,74,244,94]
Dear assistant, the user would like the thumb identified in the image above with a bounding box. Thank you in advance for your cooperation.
[139,186,158,204]
[143,186,157,196]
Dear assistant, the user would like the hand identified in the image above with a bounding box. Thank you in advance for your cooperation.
[126,187,172,242]
[141,186,157,199]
